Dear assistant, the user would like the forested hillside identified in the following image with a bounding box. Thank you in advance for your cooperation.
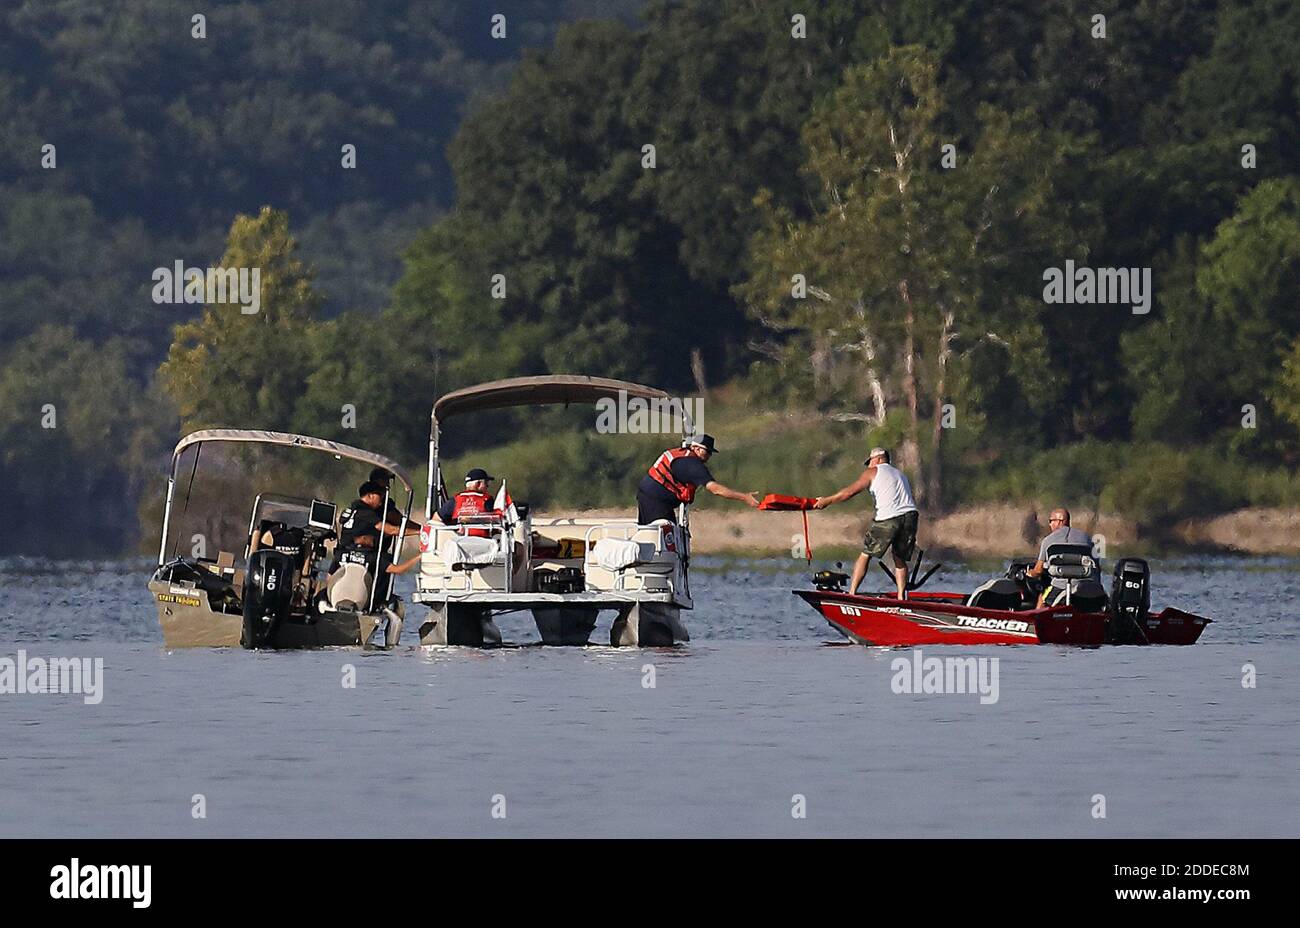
[1,0,1297,554]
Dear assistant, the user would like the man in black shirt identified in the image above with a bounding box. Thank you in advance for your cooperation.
[368,467,407,527]
[636,434,759,524]
[334,481,412,603]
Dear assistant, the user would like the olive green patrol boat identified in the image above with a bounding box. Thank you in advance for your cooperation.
[148,429,417,649]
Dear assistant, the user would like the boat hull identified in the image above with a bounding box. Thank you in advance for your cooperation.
[794,590,1208,647]
[150,579,393,649]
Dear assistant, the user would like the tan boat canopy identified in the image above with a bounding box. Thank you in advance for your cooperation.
[432,375,675,425]
[171,428,413,492]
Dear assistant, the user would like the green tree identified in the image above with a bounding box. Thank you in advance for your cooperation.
[1127,178,1300,455]
[740,47,1075,509]
[160,207,320,433]
[0,326,170,555]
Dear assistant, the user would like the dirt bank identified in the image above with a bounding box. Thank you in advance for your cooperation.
[542,504,1298,557]
[1172,508,1300,554]
[540,504,1138,558]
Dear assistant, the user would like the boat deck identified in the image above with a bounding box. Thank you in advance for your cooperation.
[412,590,680,609]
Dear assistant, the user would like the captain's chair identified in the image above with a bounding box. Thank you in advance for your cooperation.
[434,514,520,591]
[966,577,1024,611]
[1043,543,1108,611]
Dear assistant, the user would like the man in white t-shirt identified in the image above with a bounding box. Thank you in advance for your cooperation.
[814,447,919,599]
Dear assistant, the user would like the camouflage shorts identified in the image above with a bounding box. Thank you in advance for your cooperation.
[863,510,919,562]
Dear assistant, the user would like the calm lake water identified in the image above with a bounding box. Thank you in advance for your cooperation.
[0,555,1296,837]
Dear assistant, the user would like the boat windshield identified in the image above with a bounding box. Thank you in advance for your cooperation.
[251,496,314,531]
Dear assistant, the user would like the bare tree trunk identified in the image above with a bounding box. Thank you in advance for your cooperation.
[810,336,832,399]
[888,122,923,495]
[689,347,707,396]
[850,299,887,425]
[928,309,955,512]
[866,356,887,426]
[897,279,923,497]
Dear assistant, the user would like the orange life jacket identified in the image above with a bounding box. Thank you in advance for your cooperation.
[647,447,698,504]
[451,491,496,537]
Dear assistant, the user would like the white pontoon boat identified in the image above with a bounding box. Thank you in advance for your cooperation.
[414,376,694,647]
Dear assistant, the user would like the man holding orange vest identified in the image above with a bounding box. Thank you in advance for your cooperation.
[636,434,759,524]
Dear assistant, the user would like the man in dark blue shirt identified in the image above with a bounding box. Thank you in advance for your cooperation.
[636,434,759,524]
[334,481,417,604]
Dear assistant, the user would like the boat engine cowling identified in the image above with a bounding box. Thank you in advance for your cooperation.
[1109,557,1151,644]
[242,548,295,648]
[813,569,848,592]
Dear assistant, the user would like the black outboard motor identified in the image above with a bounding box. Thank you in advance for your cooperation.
[813,569,849,592]
[1109,557,1151,644]
[242,548,295,649]
[260,521,308,570]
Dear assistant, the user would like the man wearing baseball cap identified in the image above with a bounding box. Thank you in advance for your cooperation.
[368,466,414,533]
[636,434,760,524]
[437,467,500,537]
[814,447,919,599]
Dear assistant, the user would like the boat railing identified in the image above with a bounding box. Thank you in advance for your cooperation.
[580,520,684,595]
[417,515,521,594]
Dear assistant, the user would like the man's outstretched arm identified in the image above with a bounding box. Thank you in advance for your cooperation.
[814,466,875,509]
[703,481,761,508]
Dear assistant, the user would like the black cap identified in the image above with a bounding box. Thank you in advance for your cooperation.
[688,434,720,454]
[465,467,495,482]
[358,481,385,498]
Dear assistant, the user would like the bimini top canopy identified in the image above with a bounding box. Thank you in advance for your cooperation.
[433,375,674,426]
[170,429,413,492]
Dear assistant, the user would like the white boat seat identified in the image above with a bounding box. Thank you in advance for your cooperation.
[327,562,372,610]
[440,535,501,570]
[591,538,642,571]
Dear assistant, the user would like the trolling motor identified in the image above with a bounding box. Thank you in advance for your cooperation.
[1109,557,1152,644]
[241,548,296,648]
[813,566,849,591]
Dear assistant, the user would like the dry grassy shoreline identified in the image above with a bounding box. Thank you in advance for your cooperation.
[542,505,1299,557]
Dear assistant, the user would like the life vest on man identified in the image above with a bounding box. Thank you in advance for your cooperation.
[647,448,698,504]
[451,491,496,537]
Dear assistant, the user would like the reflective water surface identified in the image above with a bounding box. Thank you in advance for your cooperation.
[0,555,1296,837]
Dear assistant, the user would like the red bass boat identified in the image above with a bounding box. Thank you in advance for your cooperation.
[795,551,1211,647]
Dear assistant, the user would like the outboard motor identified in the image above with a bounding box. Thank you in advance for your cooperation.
[813,569,849,592]
[242,548,295,648]
[261,521,308,570]
[1109,557,1151,644]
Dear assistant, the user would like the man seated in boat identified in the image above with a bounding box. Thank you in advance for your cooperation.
[636,434,760,524]
[368,466,408,529]
[437,467,504,537]
[333,481,418,602]
[812,447,919,600]
[369,466,421,559]
[1027,507,1093,605]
